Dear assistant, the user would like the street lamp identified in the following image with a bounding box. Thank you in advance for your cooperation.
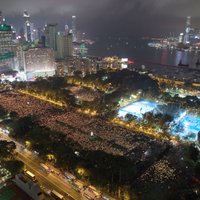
[25,141,31,149]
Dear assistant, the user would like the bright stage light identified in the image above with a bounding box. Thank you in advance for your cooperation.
[118,99,200,141]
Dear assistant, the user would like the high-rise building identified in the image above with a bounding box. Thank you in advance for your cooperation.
[23,47,56,80]
[19,27,25,42]
[185,16,191,34]
[179,33,184,43]
[0,24,15,71]
[31,25,39,41]
[40,35,46,48]
[56,32,73,59]
[23,10,32,42]
[72,15,77,42]
[15,44,24,71]
[45,23,57,51]
[56,32,65,59]
[0,11,3,24]
[37,27,44,40]
[64,24,69,35]
[184,16,191,44]
[64,33,73,57]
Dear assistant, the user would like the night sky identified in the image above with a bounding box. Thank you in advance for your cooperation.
[2,0,200,56]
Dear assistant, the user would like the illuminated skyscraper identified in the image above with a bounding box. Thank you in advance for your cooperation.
[185,16,191,34]
[0,24,15,71]
[23,10,32,42]
[72,15,77,42]
[184,16,191,44]
[45,23,57,51]
[32,28,38,41]
[179,33,184,43]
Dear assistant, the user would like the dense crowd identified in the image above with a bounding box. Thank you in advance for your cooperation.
[0,91,164,159]
[66,86,102,102]
[139,159,177,183]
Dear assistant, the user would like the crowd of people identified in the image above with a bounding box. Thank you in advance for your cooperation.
[66,86,102,102]
[0,91,164,159]
[139,159,177,183]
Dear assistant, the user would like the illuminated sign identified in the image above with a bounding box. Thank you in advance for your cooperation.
[0,24,12,31]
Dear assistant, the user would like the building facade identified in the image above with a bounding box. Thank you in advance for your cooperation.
[45,23,57,51]
[0,24,15,72]
[14,173,44,200]
[72,15,77,42]
[23,47,56,80]
[23,10,32,43]
[56,32,73,59]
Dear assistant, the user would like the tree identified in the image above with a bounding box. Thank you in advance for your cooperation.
[0,140,16,159]
[143,112,154,124]
[189,145,199,162]
[9,111,18,120]
[73,70,83,77]
[125,114,136,122]
[5,160,24,175]
[11,115,38,138]
[195,162,200,178]
[0,106,7,118]
[49,76,66,89]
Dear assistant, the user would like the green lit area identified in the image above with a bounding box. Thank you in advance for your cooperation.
[0,24,12,31]
[0,52,14,60]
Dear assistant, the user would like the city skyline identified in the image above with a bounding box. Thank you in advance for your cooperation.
[2,0,200,39]
[0,1,200,200]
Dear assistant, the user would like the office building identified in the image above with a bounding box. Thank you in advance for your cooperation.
[23,10,32,42]
[31,27,39,41]
[0,24,15,72]
[15,44,24,71]
[45,23,57,51]
[40,35,46,48]
[179,33,184,43]
[73,42,88,57]
[23,47,56,80]
[56,32,65,59]
[64,24,69,35]
[64,33,73,57]
[72,15,77,42]
[183,16,191,44]
[14,173,44,200]
[185,16,191,34]
[0,11,3,24]
[57,32,73,59]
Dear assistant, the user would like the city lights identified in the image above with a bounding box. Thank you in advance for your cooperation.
[118,99,200,141]
[0,2,200,200]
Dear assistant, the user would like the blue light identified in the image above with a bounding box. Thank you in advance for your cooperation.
[118,100,200,141]
[118,100,158,119]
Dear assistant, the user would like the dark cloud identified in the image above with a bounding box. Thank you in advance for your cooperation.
[2,0,200,55]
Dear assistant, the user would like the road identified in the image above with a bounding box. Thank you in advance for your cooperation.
[0,130,115,200]
[0,130,81,200]
[16,152,81,200]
